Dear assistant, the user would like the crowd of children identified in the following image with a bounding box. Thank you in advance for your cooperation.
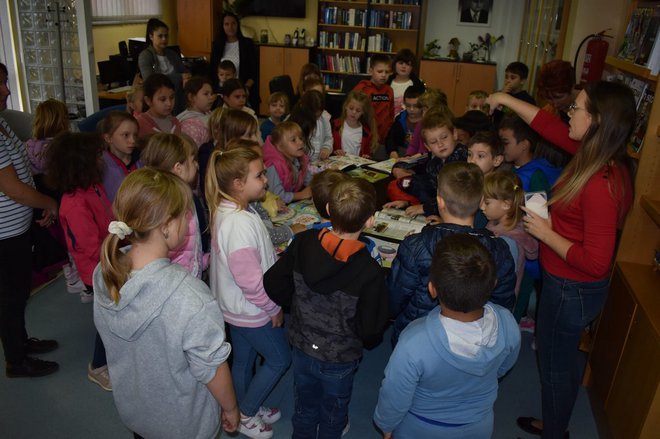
[3,34,625,439]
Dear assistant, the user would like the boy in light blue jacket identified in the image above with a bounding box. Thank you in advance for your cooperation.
[374,233,520,438]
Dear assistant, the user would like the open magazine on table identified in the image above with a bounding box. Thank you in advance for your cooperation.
[363,208,427,242]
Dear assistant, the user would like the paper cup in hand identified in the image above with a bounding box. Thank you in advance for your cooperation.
[524,192,549,219]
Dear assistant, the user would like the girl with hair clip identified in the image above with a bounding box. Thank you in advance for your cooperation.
[210,11,259,110]
[332,90,378,158]
[94,168,239,439]
[205,147,290,439]
[141,133,208,278]
[99,111,141,202]
[138,18,186,113]
[198,108,260,201]
[177,76,216,147]
[263,121,312,203]
[135,73,182,137]
[44,132,113,390]
[487,81,635,438]
[481,171,538,296]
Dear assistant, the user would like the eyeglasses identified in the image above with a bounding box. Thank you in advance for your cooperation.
[568,103,587,115]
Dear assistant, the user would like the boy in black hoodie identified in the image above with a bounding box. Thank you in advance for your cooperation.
[264,177,389,438]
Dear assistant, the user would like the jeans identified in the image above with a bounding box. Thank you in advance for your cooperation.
[229,322,291,417]
[292,348,358,439]
[537,271,609,439]
[0,231,32,364]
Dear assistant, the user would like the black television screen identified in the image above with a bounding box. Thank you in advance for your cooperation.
[242,0,306,18]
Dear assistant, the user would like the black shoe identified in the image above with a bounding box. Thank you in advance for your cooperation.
[517,417,542,435]
[517,417,570,438]
[25,337,59,354]
[6,356,59,378]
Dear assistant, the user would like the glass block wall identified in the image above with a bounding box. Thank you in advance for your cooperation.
[16,0,86,117]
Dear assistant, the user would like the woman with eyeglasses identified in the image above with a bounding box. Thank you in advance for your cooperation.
[486,81,636,439]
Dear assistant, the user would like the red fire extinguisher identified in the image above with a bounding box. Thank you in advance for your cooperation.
[576,30,612,87]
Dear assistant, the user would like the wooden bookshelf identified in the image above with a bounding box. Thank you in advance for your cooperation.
[316,0,426,92]
[588,17,660,435]
[606,55,658,82]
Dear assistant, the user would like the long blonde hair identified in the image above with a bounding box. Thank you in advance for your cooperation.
[205,147,261,225]
[100,168,192,303]
[32,98,69,139]
[339,91,379,152]
[549,81,635,209]
[483,171,524,230]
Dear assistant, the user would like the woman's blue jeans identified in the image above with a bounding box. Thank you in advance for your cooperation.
[537,271,609,438]
[228,322,291,417]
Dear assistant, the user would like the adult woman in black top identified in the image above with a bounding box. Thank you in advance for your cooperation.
[138,18,186,113]
[210,12,259,110]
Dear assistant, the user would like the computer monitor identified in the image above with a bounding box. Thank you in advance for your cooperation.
[128,38,148,62]
[98,60,125,87]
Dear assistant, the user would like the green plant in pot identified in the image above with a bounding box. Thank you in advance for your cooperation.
[423,39,442,59]
[463,43,480,62]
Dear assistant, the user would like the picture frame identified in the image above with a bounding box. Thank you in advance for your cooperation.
[458,0,492,27]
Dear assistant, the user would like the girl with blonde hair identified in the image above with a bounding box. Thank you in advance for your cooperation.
[332,90,378,157]
[96,167,238,438]
[205,147,289,438]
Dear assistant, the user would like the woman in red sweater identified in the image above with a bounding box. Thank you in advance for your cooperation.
[487,81,635,439]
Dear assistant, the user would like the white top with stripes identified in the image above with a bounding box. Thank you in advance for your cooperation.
[0,117,34,239]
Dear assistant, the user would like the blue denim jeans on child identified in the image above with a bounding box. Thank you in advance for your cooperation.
[537,271,609,439]
[292,348,358,439]
[229,322,291,417]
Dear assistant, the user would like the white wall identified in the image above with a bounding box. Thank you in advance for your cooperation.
[424,0,525,91]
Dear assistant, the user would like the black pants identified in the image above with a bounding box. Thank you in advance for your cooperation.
[0,230,32,364]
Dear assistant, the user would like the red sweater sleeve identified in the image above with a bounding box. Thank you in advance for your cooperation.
[529,110,580,155]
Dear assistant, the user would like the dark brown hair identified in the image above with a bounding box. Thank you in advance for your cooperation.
[311,170,350,218]
[45,132,104,193]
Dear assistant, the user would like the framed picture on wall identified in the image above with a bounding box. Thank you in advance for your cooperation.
[458,0,492,26]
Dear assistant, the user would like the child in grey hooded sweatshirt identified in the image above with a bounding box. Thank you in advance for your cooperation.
[93,168,239,439]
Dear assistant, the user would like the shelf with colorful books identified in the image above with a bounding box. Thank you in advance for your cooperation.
[317,0,425,94]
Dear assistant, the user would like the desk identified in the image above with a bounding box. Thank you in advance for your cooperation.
[98,88,128,110]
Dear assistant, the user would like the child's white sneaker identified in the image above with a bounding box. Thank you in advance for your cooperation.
[257,406,281,424]
[62,263,85,294]
[239,413,273,439]
[80,290,93,303]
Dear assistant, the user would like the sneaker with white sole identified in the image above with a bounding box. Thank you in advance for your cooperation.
[239,413,273,439]
[62,263,85,294]
[257,406,281,424]
[88,363,112,391]
[342,420,350,437]
[80,290,93,304]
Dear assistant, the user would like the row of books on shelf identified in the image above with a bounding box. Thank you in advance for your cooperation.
[368,10,414,29]
[319,31,366,51]
[322,75,345,90]
[607,71,655,153]
[617,4,660,73]
[321,6,367,26]
[317,54,364,74]
[371,0,420,5]
[367,34,393,52]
